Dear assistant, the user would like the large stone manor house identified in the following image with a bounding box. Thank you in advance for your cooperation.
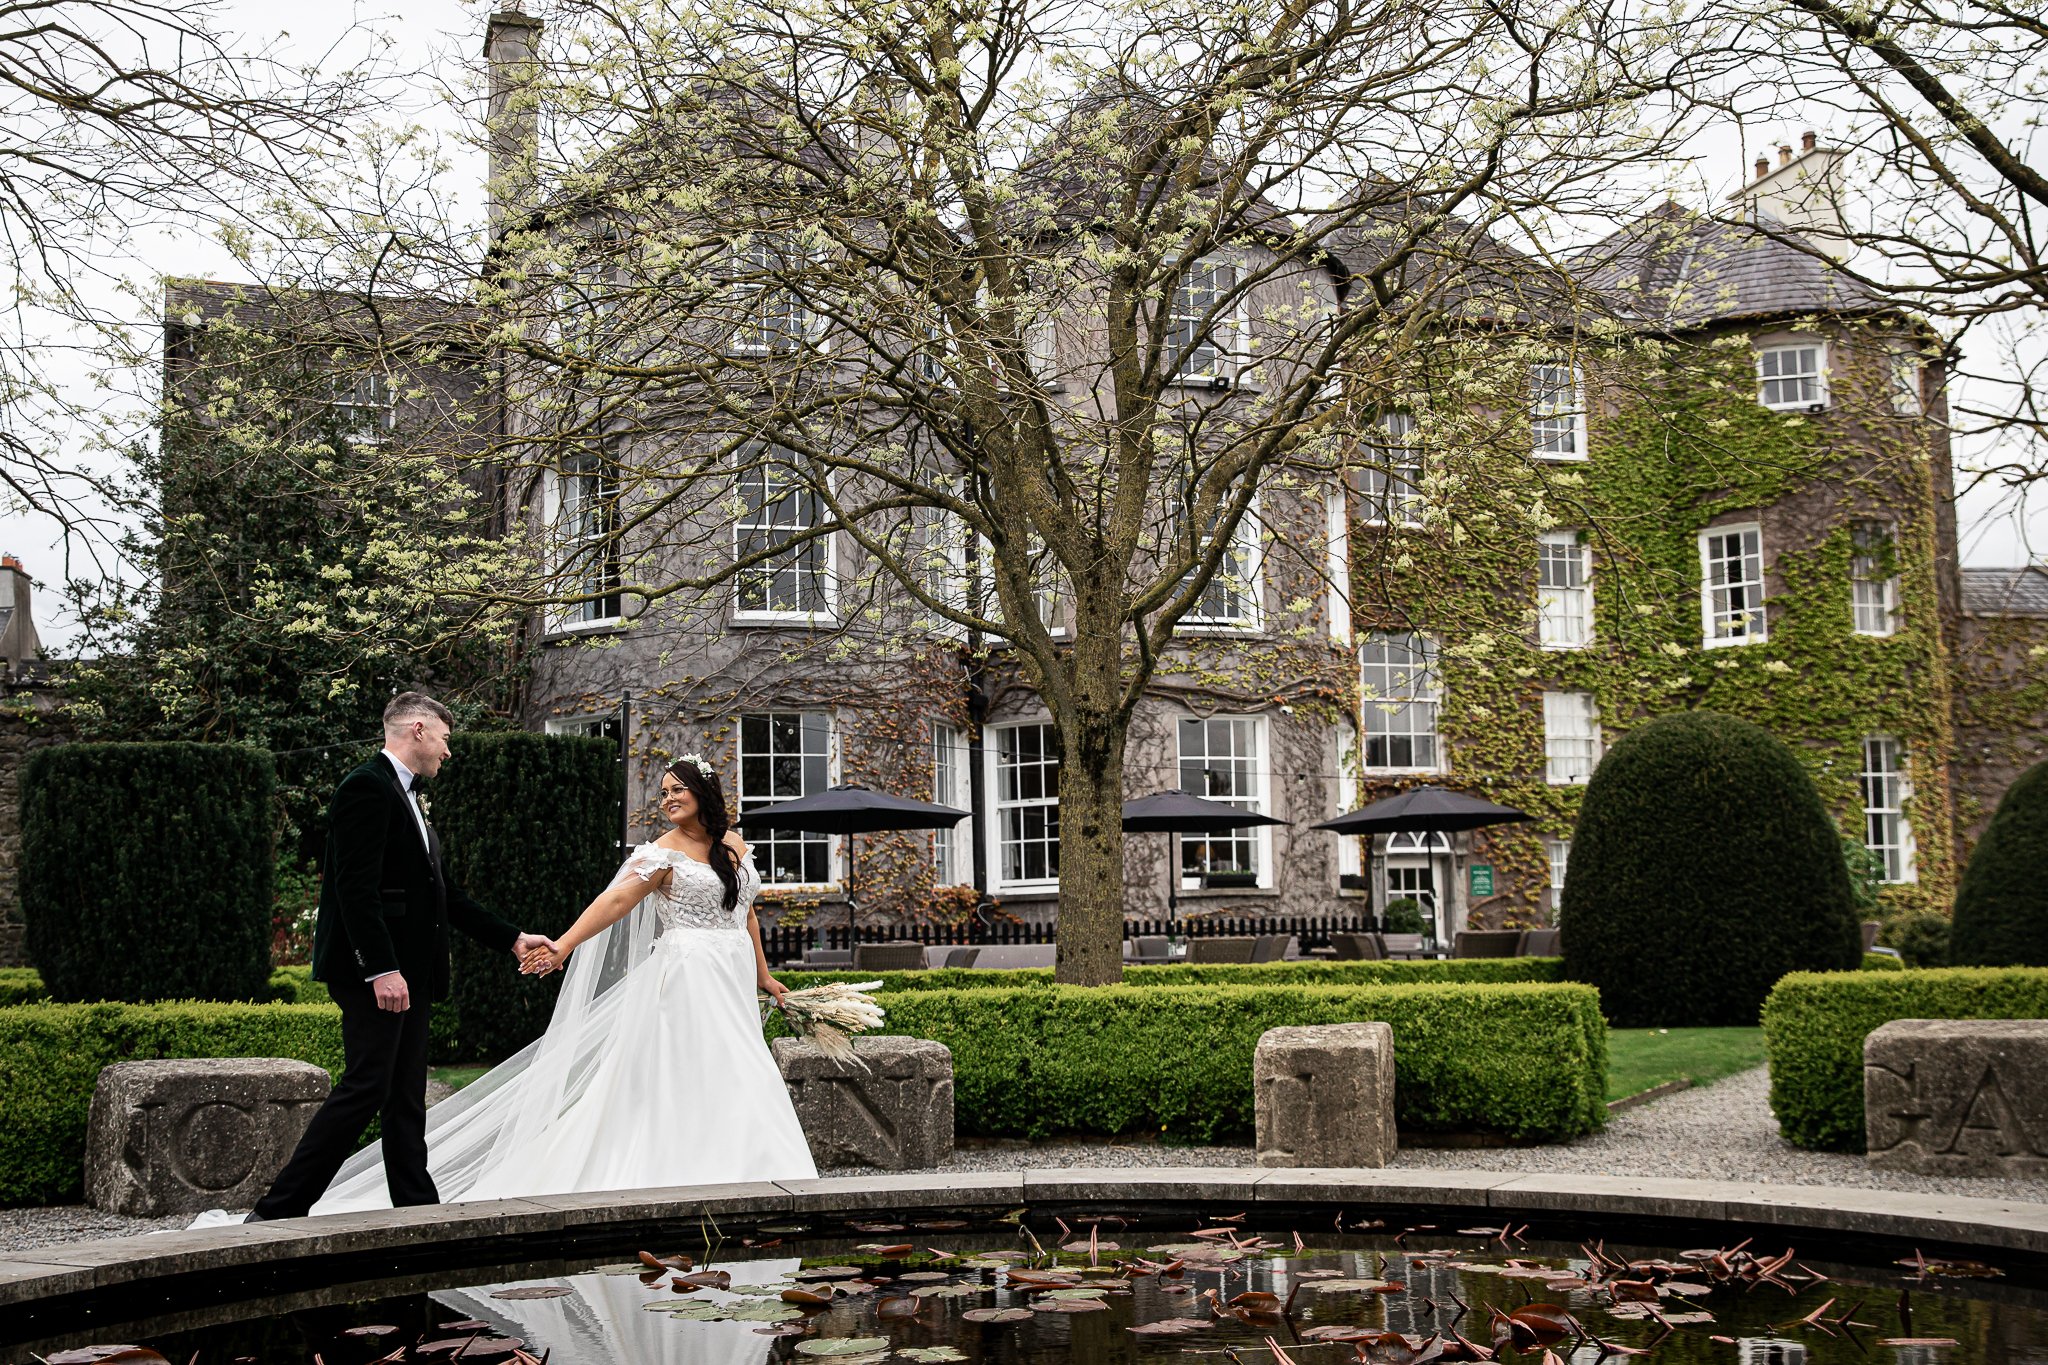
[155,17,2048,948]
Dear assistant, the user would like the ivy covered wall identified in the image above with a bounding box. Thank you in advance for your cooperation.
[1349,315,1960,930]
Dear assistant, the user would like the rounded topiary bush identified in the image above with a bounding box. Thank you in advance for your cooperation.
[1950,760,2048,966]
[22,742,275,1002]
[1560,711,1861,1026]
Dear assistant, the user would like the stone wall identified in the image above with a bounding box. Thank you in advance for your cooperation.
[0,682,70,967]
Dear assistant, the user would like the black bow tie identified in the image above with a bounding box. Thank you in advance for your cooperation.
[406,774,422,793]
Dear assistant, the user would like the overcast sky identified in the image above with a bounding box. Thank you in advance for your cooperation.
[6,0,2043,652]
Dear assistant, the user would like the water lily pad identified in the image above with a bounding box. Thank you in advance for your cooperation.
[643,1303,730,1319]
[897,1271,953,1282]
[959,1259,1012,1271]
[1034,1298,1109,1313]
[45,1350,170,1365]
[910,1284,983,1299]
[1306,1279,1396,1293]
[795,1338,893,1357]
[492,1286,573,1300]
[961,1308,1034,1324]
[897,1349,967,1362]
[797,1266,866,1280]
[340,1328,400,1338]
[730,1303,809,1322]
[756,1324,810,1337]
[1130,1319,1213,1336]
[1044,1288,1107,1300]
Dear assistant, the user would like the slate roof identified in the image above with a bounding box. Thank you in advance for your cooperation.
[1962,566,2048,617]
[1324,189,1579,324]
[1575,202,1887,329]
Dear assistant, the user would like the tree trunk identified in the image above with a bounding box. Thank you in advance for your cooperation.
[1052,632,1130,985]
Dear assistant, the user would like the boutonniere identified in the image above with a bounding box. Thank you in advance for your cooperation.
[416,790,433,823]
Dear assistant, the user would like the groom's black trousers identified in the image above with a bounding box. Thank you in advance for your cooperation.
[253,979,438,1218]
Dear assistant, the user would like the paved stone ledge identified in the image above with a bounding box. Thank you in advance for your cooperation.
[4,1168,2047,1318]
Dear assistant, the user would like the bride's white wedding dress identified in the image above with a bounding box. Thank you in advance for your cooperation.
[312,845,817,1214]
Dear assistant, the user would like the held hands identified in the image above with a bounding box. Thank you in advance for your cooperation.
[514,932,566,977]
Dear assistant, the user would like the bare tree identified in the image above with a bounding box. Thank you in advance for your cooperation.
[0,0,372,556]
[216,0,1718,983]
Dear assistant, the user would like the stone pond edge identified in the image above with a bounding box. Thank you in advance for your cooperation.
[3,1168,2046,1309]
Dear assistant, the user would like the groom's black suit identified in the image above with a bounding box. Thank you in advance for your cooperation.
[254,753,519,1218]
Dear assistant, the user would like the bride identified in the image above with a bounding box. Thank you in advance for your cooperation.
[312,755,817,1213]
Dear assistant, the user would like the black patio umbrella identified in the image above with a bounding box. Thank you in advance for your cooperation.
[738,784,969,939]
[1313,786,1530,937]
[1122,789,1291,919]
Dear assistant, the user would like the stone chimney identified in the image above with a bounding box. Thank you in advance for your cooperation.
[486,9,544,234]
[0,556,42,677]
[1729,129,1851,262]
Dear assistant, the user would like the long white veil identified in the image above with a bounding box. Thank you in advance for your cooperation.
[315,851,667,1214]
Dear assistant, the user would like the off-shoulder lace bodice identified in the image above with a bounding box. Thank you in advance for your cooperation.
[618,843,758,932]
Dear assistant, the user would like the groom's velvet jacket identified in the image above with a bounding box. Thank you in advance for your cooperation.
[309,753,519,1003]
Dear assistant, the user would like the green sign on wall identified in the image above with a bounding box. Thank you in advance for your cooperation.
[1469,863,1495,897]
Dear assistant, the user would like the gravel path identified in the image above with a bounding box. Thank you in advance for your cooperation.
[8,1066,2042,1256]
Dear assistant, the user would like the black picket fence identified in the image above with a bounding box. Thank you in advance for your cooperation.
[760,911,1381,965]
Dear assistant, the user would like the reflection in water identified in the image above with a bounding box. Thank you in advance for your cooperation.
[432,1260,801,1365]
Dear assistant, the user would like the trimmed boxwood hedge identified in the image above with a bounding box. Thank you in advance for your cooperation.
[1762,966,2048,1151]
[770,980,1608,1143]
[0,966,329,1008]
[23,742,276,1003]
[436,733,623,1062]
[1562,711,1862,1027]
[0,1002,345,1206]
[779,958,1567,993]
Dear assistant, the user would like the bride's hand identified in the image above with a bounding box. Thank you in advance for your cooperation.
[759,974,790,1008]
[520,939,566,976]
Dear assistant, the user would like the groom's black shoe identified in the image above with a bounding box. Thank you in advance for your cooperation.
[242,1210,267,1223]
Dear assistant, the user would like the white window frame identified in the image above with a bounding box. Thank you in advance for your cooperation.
[1542,691,1602,785]
[1335,718,1362,886]
[988,721,1061,892]
[738,711,838,887]
[1181,495,1263,631]
[912,506,971,640]
[544,713,621,741]
[1176,715,1272,889]
[1167,255,1241,385]
[541,449,624,633]
[1699,523,1768,647]
[733,461,836,623]
[1326,483,1351,643]
[727,236,816,357]
[1757,342,1828,411]
[1356,412,1424,528]
[1531,361,1588,461]
[1888,342,1924,416]
[1537,531,1593,649]
[1850,520,1899,637]
[1360,632,1442,774]
[1860,736,1917,884]
[931,720,972,886]
[1546,837,1570,903]
[329,372,395,445]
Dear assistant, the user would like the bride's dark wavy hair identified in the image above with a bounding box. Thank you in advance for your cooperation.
[665,758,740,913]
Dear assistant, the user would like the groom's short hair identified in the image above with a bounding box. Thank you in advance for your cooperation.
[384,691,454,735]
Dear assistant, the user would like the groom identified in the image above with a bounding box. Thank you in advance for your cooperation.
[250,691,553,1219]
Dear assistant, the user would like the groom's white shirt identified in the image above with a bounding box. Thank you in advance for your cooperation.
[366,747,434,982]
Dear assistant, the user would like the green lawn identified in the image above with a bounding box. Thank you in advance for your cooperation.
[1604,1027,1767,1102]
[431,1065,490,1091]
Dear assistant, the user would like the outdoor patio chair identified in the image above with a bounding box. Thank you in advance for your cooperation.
[1453,929,1522,959]
[851,941,928,971]
[1380,932,1427,958]
[923,945,954,969]
[1130,935,1171,965]
[1186,936,1257,963]
[1250,933,1290,963]
[1329,932,1382,960]
[970,944,1057,969]
[942,946,981,968]
[1517,928,1561,956]
[796,948,853,970]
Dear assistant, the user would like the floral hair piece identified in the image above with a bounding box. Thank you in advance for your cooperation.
[674,752,715,779]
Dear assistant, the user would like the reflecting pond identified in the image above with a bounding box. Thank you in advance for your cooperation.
[10,1212,2046,1365]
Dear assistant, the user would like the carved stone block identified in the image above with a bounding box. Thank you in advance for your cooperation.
[85,1058,332,1216]
[1864,1019,2048,1177]
[1254,1021,1396,1168]
[774,1036,953,1170]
